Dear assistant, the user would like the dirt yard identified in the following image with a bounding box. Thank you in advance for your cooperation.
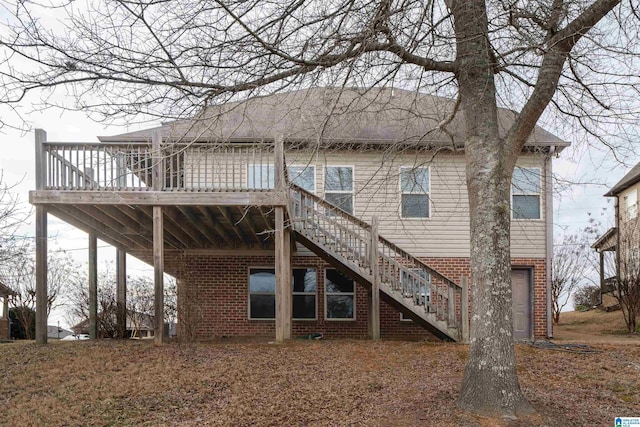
[0,311,638,426]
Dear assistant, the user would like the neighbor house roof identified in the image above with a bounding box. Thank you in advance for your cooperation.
[99,87,569,151]
[591,227,617,251]
[604,162,640,197]
[0,280,16,297]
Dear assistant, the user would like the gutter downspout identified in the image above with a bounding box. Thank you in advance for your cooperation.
[545,146,555,338]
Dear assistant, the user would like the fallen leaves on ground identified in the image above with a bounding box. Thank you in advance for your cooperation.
[0,339,637,426]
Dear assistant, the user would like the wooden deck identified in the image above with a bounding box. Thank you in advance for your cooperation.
[31,129,467,344]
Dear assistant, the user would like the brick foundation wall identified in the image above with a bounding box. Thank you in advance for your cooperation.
[0,318,9,340]
[172,254,548,341]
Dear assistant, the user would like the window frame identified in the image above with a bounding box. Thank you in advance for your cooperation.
[324,268,356,321]
[291,267,318,321]
[324,165,355,215]
[247,267,318,320]
[399,166,431,219]
[511,166,542,220]
[288,164,316,193]
[625,189,638,221]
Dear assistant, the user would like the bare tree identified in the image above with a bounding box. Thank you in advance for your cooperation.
[0,245,79,339]
[65,265,176,338]
[2,0,638,416]
[552,232,594,323]
[0,171,30,263]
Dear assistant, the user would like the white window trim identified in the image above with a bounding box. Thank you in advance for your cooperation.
[247,266,318,321]
[511,166,542,221]
[324,165,355,215]
[288,164,316,193]
[625,190,638,221]
[324,268,356,321]
[399,166,431,219]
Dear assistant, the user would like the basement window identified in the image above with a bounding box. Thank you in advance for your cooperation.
[325,269,355,320]
[512,167,541,219]
[248,268,317,320]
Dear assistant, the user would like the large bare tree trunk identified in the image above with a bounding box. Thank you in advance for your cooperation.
[452,0,533,416]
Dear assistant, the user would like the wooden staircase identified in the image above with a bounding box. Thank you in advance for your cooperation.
[288,185,468,342]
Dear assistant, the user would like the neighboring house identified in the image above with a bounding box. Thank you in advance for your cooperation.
[592,162,640,301]
[30,87,568,343]
[48,325,74,339]
[0,280,16,340]
[71,311,172,339]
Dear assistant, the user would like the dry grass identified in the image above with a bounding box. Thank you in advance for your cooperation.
[554,309,640,345]
[1,329,639,427]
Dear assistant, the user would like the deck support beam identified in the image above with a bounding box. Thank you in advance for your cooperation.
[35,206,48,344]
[116,249,127,339]
[275,206,292,343]
[153,206,165,345]
[88,232,98,339]
[368,216,380,340]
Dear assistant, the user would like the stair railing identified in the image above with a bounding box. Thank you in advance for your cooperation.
[289,184,465,340]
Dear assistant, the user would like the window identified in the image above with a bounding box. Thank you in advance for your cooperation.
[625,190,638,220]
[288,165,315,192]
[248,268,276,319]
[512,167,541,219]
[247,164,275,189]
[292,268,317,319]
[400,167,430,218]
[325,269,355,319]
[324,166,353,214]
[248,268,317,320]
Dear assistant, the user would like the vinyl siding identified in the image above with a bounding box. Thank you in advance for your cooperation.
[284,149,548,258]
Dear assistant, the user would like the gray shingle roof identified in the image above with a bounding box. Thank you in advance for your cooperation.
[99,87,568,150]
[605,162,640,196]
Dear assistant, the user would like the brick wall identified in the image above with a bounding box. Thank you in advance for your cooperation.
[172,254,548,341]
[0,319,9,340]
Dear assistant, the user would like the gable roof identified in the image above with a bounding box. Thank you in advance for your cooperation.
[99,87,568,151]
[0,280,16,297]
[604,162,640,197]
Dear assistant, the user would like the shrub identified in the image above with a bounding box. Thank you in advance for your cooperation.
[574,285,600,310]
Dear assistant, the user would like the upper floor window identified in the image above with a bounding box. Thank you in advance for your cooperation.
[400,167,430,218]
[288,165,315,192]
[512,167,541,220]
[325,166,353,214]
[625,190,637,220]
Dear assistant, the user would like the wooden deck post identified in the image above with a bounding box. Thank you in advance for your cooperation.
[461,276,470,343]
[88,232,98,339]
[275,206,292,343]
[34,129,49,344]
[153,206,165,345]
[368,216,380,340]
[274,135,285,190]
[116,249,127,339]
[35,205,48,344]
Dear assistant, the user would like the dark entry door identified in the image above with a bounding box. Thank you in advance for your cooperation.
[512,269,532,340]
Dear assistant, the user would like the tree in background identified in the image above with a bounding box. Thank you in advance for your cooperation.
[65,264,177,338]
[552,232,595,323]
[0,245,79,340]
[573,284,601,310]
[2,0,638,417]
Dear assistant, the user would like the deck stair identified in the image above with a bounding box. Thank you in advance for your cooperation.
[288,185,467,341]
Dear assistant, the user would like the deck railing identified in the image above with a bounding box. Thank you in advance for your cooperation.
[289,184,466,340]
[37,138,278,192]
